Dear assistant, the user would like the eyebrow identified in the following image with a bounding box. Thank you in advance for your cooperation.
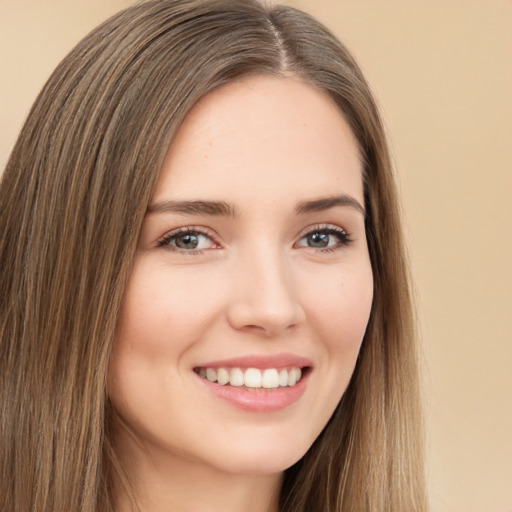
[295,195,365,216]
[146,194,364,218]
[146,200,236,217]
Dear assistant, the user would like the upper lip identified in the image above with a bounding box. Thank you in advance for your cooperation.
[194,353,313,370]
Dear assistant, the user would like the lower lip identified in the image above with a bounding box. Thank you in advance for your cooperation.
[196,370,310,412]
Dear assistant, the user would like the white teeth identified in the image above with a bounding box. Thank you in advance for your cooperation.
[217,367,230,385]
[262,368,279,389]
[197,366,304,389]
[287,367,298,386]
[230,368,244,387]
[244,368,262,388]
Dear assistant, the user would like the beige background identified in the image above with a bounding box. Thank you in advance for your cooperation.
[1,1,510,511]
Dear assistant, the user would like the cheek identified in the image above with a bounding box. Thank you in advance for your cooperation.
[306,264,374,353]
[108,260,232,412]
[113,262,221,356]
[293,263,373,443]
[107,262,217,434]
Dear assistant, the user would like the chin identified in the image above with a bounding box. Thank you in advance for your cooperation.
[214,454,303,477]
[201,431,313,476]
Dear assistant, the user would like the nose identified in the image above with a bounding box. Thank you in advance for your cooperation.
[226,246,305,337]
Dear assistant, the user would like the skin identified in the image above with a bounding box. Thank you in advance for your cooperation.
[108,75,374,512]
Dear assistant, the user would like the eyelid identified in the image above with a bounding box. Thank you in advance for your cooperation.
[155,223,353,254]
[294,223,353,250]
[157,225,221,252]
[295,223,349,240]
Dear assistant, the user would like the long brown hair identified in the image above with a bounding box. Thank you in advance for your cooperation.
[0,1,428,510]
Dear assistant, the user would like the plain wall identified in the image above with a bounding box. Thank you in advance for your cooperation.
[1,1,511,511]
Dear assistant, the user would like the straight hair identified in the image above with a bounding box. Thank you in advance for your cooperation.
[0,1,428,510]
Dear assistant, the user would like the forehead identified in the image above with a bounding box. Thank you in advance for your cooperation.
[152,76,363,208]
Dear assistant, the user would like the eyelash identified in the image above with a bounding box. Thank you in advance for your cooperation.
[157,226,218,255]
[296,224,353,253]
[157,224,353,255]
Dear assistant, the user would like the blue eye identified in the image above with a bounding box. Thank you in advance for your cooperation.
[295,226,352,250]
[158,228,217,252]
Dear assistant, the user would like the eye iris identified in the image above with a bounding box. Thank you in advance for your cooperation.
[175,233,199,249]
[307,232,330,248]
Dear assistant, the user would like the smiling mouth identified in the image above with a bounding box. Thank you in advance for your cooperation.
[194,366,308,390]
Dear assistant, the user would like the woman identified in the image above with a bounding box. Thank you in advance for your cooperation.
[0,1,428,511]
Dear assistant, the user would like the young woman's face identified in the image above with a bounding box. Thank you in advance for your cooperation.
[109,76,373,476]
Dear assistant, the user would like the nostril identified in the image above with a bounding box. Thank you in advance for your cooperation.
[226,299,304,336]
